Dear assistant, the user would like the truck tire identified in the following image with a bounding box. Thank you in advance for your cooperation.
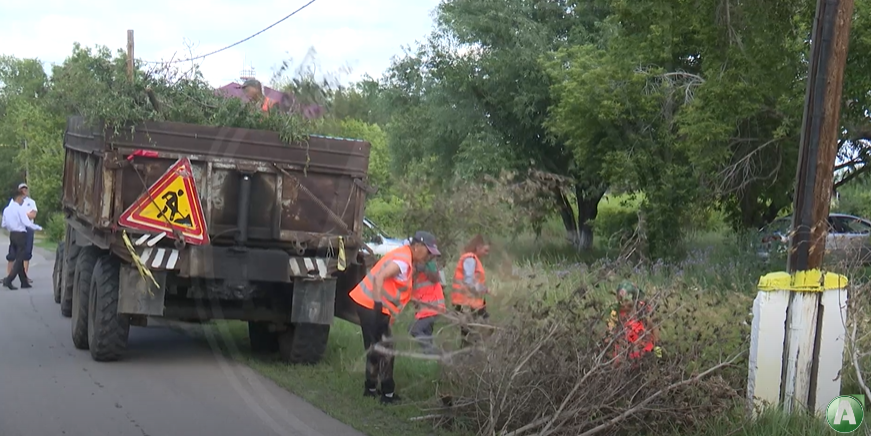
[52,243,64,304]
[248,322,279,353]
[71,246,100,350]
[87,255,129,362]
[278,323,330,365]
[61,236,82,318]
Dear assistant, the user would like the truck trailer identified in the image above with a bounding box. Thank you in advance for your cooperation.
[52,116,371,364]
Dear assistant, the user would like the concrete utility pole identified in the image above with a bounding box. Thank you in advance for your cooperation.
[747,0,854,417]
[127,30,135,83]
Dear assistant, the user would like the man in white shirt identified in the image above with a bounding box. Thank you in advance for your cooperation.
[2,190,42,290]
[7,183,37,281]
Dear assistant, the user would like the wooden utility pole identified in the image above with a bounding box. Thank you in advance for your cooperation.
[127,30,135,83]
[780,0,854,414]
[788,0,854,271]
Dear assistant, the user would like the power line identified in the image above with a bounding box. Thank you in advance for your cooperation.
[142,0,319,65]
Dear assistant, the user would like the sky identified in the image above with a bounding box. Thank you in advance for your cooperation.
[0,0,442,87]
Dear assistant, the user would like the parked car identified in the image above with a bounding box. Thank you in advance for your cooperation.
[362,217,406,256]
[361,218,449,284]
[757,213,871,263]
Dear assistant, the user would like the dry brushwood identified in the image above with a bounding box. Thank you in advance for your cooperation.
[844,262,871,406]
[425,280,745,436]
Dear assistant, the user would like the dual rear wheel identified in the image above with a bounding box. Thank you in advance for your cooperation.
[54,226,330,364]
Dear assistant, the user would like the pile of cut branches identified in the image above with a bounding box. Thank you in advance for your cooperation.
[431,276,748,436]
[46,43,316,144]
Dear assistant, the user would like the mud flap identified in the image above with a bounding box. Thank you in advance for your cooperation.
[290,278,336,325]
[118,263,167,316]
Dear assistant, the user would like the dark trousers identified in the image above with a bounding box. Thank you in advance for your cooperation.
[4,232,29,286]
[356,304,395,394]
[5,228,34,262]
[409,316,437,354]
[454,305,489,347]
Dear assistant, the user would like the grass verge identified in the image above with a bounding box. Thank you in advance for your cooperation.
[200,317,469,436]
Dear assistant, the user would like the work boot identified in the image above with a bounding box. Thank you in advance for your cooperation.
[380,392,401,405]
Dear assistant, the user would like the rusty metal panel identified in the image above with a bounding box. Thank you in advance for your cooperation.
[104,120,371,177]
[64,116,372,252]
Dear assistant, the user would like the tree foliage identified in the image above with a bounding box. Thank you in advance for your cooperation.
[4,0,871,259]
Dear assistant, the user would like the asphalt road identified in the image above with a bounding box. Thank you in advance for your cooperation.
[0,240,363,436]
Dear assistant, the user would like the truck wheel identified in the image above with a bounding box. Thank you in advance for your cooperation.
[61,237,82,318]
[278,323,330,365]
[87,255,129,362]
[248,322,279,353]
[71,246,100,350]
[52,243,64,304]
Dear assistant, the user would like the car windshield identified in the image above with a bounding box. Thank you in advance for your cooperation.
[830,216,871,234]
[363,218,396,240]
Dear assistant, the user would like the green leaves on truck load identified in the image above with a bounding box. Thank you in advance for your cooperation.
[49,44,314,144]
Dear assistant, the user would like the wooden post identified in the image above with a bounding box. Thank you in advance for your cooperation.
[127,30,135,83]
[747,0,854,417]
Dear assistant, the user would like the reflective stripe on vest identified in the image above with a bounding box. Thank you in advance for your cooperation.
[349,245,413,317]
[451,253,486,309]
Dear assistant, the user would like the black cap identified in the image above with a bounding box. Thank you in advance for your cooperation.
[411,231,440,256]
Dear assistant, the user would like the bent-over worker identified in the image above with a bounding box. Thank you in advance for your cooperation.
[451,234,491,347]
[348,230,440,404]
[606,281,661,366]
[241,79,277,112]
[409,258,445,355]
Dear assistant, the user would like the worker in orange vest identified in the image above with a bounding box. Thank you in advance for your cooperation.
[451,234,491,347]
[606,281,662,366]
[348,230,440,404]
[409,258,446,355]
[241,79,277,112]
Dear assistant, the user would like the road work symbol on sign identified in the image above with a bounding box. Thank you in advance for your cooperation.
[118,157,210,245]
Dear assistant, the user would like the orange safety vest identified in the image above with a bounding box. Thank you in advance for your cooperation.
[349,245,414,318]
[412,271,446,320]
[610,304,655,361]
[451,253,486,309]
[261,97,277,112]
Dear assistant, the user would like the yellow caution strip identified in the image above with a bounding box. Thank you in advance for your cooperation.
[122,230,160,295]
[337,236,346,271]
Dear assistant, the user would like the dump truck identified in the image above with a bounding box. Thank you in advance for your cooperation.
[52,116,371,363]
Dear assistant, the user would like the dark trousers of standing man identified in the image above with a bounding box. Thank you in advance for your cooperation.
[356,304,395,396]
[4,231,29,287]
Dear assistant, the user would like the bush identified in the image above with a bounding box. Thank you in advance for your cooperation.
[594,207,639,244]
[44,212,66,243]
[364,195,406,237]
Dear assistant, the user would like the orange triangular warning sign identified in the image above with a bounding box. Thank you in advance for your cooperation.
[118,157,210,245]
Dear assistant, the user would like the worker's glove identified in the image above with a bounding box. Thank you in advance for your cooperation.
[654,346,663,359]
